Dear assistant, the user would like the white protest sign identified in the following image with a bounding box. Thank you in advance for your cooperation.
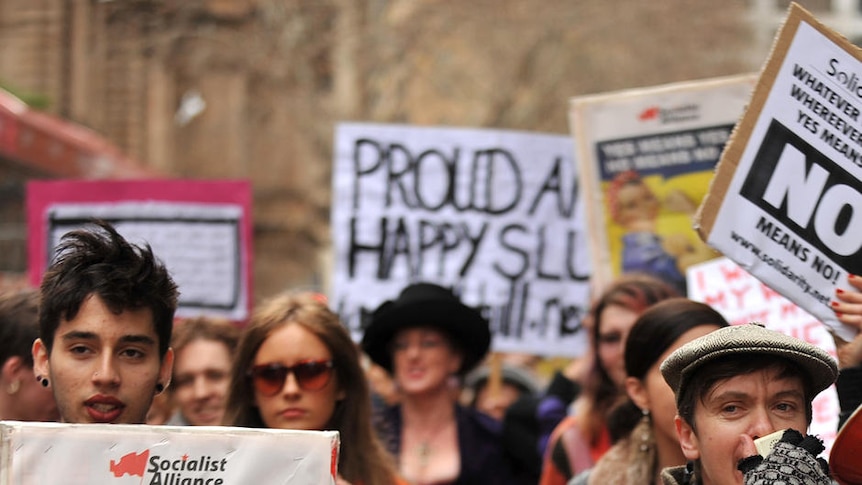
[571,74,756,296]
[0,421,338,484]
[696,4,860,341]
[27,180,253,322]
[330,123,592,357]
[47,204,242,308]
[687,257,839,452]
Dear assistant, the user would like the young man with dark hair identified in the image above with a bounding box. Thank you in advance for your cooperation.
[32,221,178,424]
[659,323,838,485]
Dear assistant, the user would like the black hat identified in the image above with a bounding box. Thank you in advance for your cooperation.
[361,282,491,375]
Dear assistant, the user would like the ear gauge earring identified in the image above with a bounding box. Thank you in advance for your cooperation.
[36,376,49,388]
[155,383,165,394]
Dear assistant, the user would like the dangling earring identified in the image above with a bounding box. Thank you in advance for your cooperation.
[627,407,657,484]
[6,379,20,395]
[637,408,654,453]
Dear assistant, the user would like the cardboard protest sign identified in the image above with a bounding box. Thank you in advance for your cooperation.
[570,74,756,295]
[0,421,338,484]
[696,3,861,341]
[687,257,839,451]
[330,123,591,357]
[26,180,253,322]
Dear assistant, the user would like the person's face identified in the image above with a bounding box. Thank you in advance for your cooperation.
[615,182,659,227]
[626,326,719,459]
[32,294,173,424]
[676,367,808,485]
[392,327,462,396]
[474,381,523,420]
[252,323,344,431]
[596,304,640,388]
[172,339,232,426]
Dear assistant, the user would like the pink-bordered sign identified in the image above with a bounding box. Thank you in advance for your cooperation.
[27,179,253,322]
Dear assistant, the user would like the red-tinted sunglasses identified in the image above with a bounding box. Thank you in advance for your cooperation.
[247,360,334,396]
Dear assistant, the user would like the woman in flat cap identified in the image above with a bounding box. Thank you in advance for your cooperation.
[362,282,513,485]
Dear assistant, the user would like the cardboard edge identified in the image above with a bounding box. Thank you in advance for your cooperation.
[695,2,862,342]
[694,3,808,243]
[569,97,614,292]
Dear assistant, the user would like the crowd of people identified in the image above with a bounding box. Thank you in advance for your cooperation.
[3,219,862,485]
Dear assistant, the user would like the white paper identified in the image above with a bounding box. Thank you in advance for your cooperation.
[330,123,591,357]
[0,421,338,485]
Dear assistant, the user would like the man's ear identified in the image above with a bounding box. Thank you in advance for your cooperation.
[32,339,50,380]
[625,376,650,411]
[158,347,174,392]
[676,415,700,460]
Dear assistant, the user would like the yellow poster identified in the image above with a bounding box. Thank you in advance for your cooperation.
[570,74,756,294]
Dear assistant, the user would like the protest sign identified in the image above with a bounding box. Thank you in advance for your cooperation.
[0,421,337,484]
[696,3,860,341]
[26,180,253,322]
[570,74,756,295]
[330,123,591,357]
[687,256,839,451]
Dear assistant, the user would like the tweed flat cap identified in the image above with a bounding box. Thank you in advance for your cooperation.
[660,322,838,399]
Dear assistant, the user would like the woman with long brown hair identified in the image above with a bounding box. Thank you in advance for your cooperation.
[570,298,729,485]
[224,292,404,485]
[539,273,678,485]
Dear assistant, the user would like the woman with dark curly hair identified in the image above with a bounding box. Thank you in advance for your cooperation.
[361,282,512,485]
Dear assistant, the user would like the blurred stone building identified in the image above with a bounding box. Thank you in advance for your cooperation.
[0,0,857,299]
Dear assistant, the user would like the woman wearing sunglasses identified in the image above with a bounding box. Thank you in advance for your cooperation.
[224,292,405,485]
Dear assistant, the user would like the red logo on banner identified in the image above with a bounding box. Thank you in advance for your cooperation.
[638,106,660,121]
[110,449,150,477]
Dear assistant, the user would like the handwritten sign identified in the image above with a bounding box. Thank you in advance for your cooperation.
[27,180,253,322]
[687,257,839,452]
[330,123,592,357]
[696,4,860,340]
[571,75,755,295]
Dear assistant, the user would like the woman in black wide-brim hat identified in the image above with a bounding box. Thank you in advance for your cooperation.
[362,282,514,485]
